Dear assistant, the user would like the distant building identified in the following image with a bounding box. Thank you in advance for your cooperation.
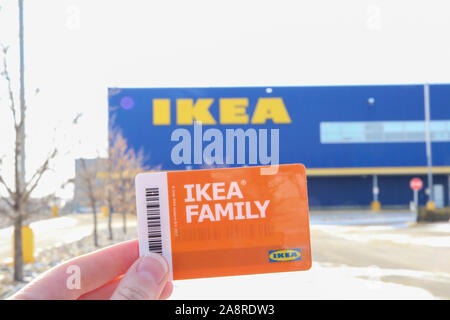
[109,85,450,209]
[73,158,107,213]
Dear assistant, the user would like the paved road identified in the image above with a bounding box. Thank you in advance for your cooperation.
[309,209,418,226]
[172,212,450,299]
[1,212,449,299]
[310,222,450,299]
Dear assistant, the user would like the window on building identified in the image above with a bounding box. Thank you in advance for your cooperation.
[320,120,450,143]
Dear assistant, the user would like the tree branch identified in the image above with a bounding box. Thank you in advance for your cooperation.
[0,156,14,217]
[0,157,13,197]
[0,175,14,198]
[0,204,14,220]
[0,192,14,208]
[22,194,55,220]
[0,44,18,128]
[23,149,58,203]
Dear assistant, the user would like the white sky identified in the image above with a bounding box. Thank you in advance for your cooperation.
[0,0,450,199]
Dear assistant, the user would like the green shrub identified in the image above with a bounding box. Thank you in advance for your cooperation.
[418,207,450,222]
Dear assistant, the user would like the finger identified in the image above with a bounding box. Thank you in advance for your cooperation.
[11,239,139,300]
[80,274,174,300]
[77,276,123,300]
[159,281,174,300]
[110,253,170,300]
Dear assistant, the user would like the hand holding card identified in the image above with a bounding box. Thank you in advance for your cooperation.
[135,164,311,281]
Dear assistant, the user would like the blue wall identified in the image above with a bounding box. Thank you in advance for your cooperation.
[108,84,450,207]
[307,175,449,208]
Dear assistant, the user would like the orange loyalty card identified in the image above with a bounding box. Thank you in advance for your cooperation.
[135,164,311,280]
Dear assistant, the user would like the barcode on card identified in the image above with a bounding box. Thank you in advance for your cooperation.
[145,187,162,254]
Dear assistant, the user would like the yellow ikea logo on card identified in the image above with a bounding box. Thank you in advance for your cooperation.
[269,249,301,262]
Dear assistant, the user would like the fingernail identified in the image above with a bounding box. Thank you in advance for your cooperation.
[137,254,169,285]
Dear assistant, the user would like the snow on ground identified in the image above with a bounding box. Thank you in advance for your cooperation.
[309,211,417,226]
[427,223,450,233]
[1,214,448,299]
[310,223,450,248]
[0,216,81,238]
[29,217,79,233]
[0,215,137,264]
[170,262,435,300]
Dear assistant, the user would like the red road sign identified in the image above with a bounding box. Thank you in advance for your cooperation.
[410,178,423,191]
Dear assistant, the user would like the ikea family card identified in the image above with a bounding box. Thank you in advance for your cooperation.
[135,164,311,280]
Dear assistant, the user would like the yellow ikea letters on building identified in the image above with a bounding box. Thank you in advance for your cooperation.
[220,98,249,124]
[251,98,292,124]
[153,99,171,125]
[152,97,292,125]
[177,98,216,125]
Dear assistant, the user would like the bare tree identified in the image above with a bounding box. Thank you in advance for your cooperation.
[105,150,115,240]
[107,128,149,234]
[0,44,57,281]
[75,158,106,247]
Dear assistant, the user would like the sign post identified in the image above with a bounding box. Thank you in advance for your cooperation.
[371,175,381,211]
[410,178,423,211]
[424,84,435,210]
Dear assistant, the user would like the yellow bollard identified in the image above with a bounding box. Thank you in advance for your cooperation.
[51,205,58,217]
[426,201,436,210]
[370,201,381,212]
[12,225,35,264]
[102,206,109,218]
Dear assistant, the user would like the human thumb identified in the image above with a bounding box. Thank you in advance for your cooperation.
[110,253,170,300]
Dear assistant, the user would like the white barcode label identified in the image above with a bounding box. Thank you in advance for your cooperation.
[145,187,162,254]
[135,172,173,279]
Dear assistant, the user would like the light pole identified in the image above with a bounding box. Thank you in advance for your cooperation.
[18,0,25,194]
[423,83,435,209]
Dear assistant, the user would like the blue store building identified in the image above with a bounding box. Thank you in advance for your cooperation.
[108,84,450,209]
